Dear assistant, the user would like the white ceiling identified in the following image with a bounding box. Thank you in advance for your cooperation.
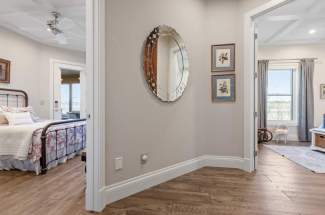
[256,0,325,46]
[0,0,85,51]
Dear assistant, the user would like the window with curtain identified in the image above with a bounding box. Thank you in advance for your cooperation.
[267,67,298,124]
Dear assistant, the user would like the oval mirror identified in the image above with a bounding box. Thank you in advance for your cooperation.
[144,25,189,102]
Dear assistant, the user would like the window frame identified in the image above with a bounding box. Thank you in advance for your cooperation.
[267,63,299,126]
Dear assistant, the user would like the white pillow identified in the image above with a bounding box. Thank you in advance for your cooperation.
[0,108,8,124]
[3,111,34,125]
[0,106,40,122]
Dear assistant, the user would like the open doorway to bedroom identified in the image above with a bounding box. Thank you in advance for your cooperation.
[0,0,97,213]
[253,0,325,173]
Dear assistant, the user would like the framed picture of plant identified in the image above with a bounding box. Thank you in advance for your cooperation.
[211,74,235,102]
[211,44,235,72]
[0,58,10,83]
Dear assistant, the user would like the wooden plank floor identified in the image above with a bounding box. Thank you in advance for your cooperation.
[0,157,89,215]
[1,145,325,215]
[104,145,325,215]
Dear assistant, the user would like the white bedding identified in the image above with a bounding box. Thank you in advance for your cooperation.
[0,120,52,160]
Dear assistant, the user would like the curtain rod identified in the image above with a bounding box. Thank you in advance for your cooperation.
[258,58,318,61]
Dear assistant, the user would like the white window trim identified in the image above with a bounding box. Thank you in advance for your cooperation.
[267,62,299,127]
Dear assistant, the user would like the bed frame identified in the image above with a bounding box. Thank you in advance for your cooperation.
[0,88,86,174]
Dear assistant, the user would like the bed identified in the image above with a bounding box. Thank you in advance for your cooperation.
[0,88,86,175]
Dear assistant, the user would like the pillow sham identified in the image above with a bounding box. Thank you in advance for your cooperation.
[0,106,40,122]
[3,111,34,126]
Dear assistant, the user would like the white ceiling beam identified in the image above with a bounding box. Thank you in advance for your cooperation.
[260,38,325,46]
[263,0,323,44]
[264,19,300,44]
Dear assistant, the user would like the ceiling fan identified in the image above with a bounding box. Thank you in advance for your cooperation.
[47,11,67,45]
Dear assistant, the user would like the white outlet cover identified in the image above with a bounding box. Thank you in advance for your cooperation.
[115,157,123,170]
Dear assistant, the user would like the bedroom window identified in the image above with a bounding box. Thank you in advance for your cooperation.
[61,84,70,114]
[267,65,298,125]
[61,83,81,114]
[72,84,81,112]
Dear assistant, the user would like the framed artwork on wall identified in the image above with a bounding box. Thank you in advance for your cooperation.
[211,43,235,72]
[320,84,325,99]
[0,58,10,83]
[211,74,235,102]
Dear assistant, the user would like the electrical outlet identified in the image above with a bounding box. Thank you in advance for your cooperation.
[115,157,123,170]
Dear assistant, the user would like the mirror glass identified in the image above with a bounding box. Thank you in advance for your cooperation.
[144,25,189,102]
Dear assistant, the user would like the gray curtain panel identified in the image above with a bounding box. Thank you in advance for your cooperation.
[258,60,269,129]
[298,59,315,142]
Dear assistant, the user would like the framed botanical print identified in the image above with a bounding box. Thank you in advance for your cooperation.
[320,84,325,99]
[0,58,10,83]
[211,44,235,72]
[211,74,235,102]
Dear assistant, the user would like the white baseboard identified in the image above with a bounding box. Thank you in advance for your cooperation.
[101,155,250,205]
[203,155,251,172]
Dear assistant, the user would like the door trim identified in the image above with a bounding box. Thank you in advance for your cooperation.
[243,0,295,172]
[49,59,85,120]
[85,0,107,212]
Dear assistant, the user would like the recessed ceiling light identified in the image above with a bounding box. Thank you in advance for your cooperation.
[309,29,316,34]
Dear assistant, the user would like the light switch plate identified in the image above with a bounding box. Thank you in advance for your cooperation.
[115,157,123,170]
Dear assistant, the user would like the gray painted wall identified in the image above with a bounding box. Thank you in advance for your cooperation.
[106,0,271,185]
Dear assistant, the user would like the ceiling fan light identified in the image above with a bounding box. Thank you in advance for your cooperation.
[309,29,316,35]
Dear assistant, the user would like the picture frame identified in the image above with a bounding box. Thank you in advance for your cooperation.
[0,58,10,83]
[320,84,325,99]
[211,43,235,72]
[211,74,236,102]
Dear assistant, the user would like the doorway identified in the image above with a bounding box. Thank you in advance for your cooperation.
[0,0,106,212]
[244,0,294,171]
[245,0,325,172]
[50,60,86,120]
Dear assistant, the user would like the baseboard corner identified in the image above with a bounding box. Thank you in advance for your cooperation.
[102,155,250,207]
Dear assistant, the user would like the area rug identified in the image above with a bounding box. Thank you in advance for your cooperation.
[264,145,325,173]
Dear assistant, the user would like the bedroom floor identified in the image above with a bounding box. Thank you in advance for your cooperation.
[0,157,87,215]
[1,146,325,215]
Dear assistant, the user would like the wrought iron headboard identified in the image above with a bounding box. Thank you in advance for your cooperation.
[0,88,28,107]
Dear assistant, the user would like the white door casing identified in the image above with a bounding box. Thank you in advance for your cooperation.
[85,0,106,212]
[254,28,259,170]
[50,59,86,120]
[244,0,295,172]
